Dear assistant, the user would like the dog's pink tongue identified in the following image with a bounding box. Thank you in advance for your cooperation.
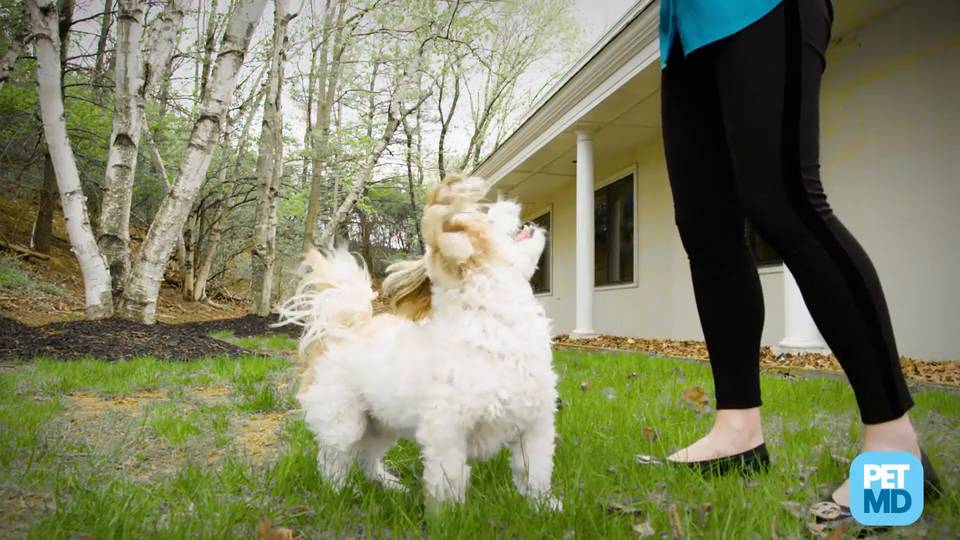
[515,226,533,241]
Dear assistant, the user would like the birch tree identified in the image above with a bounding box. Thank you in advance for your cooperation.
[30,0,74,255]
[98,0,145,293]
[98,0,193,294]
[301,0,347,251]
[0,2,31,91]
[249,0,292,316]
[117,0,268,323]
[27,0,113,319]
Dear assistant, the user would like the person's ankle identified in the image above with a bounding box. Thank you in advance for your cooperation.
[862,413,920,456]
[712,408,764,446]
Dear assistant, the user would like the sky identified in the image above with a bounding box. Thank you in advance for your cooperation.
[572,0,637,47]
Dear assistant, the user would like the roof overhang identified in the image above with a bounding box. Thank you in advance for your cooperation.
[472,0,902,200]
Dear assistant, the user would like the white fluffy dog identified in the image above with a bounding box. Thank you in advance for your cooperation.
[278,175,558,508]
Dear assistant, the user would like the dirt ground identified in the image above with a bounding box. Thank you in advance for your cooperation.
[0,197,249,327]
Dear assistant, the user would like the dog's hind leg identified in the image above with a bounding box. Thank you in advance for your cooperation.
[302,383,366,492]
[417,418,470,504]
[357,428,404,491]
[510,414,560,510]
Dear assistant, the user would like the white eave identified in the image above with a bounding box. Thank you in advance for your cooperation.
[472,0,661,186]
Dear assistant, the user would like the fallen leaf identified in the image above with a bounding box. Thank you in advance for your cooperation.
[257,519,295,540]
[603,496,645,517]
[797,464,819,482]
[601,387,617,400]
[556,399,570,411]
[690,502,711,529]
[668,504,684,538]
[809,501,845,521]
[829,451,851,467]
[771,514,778,540]
[780,501,806,520]
[606,466,619,474]
[681,386,709,412]
[825,522,849,540]
[632,521,655,537]
[635,454,662,465]
[641,426,658,441]
[806,522,829,539]
[579,380,590,392]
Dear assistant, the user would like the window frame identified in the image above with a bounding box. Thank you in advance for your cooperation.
[594,165,639,291]
[526,205,553,296]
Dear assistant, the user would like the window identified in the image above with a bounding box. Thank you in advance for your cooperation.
[745,220,782,267]
[530,212,551,294]
[595,175,634,286]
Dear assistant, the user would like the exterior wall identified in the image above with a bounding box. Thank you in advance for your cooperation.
[816,0,960,360]
[524,142,785,348]
[521,0,958,360]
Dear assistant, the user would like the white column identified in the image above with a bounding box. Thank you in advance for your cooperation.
[572,130,596,338]
[778,265,829,353]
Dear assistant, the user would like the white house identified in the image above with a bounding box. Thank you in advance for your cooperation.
[473,0,960,361]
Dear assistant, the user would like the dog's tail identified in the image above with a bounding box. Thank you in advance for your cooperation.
[275,248,376,356]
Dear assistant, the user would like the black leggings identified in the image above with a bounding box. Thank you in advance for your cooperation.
[661,0,912,424]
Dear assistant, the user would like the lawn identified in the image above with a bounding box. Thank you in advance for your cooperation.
[0,343,957,539]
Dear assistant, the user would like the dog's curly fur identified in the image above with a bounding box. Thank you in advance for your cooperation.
[277,175,558,507]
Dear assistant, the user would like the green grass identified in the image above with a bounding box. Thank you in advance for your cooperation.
[0,255,67,296]
[210,329,298,352]
[0,349,957,538]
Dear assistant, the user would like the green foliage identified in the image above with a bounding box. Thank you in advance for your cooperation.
[0,256,68,296]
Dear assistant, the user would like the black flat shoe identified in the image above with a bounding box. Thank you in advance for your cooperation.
[813,449,944,527]
[670,443,771,476]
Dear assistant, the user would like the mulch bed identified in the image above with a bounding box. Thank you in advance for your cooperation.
[553,334,960,388]
[0,316,270,361]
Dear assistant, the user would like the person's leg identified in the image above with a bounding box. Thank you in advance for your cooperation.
[712,0,916,501]
[661,41,766,462]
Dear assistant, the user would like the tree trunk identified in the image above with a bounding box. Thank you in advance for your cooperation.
[181,210,196,300]
[0,3,31,91]
[28,0,113,319]
[98,0,193,295]
[249,0,290,316]
[117,0,268,323]
[193,81,264,300]
[92,0,112,84]
[98,0,145,295]
[32,154,58,253]
[301,0,346,251]
[31,0,73,254]
[402,115,422,253]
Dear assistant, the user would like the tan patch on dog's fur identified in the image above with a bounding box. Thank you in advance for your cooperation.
[380,174,495,320]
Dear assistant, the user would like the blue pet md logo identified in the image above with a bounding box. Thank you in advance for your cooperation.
[850,452,923,526]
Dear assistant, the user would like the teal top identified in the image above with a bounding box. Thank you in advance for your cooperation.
[659,0,783,67]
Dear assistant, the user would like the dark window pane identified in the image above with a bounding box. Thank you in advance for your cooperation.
[595,175,634,286]
[745,219,782,267]
[530,212,551,294]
